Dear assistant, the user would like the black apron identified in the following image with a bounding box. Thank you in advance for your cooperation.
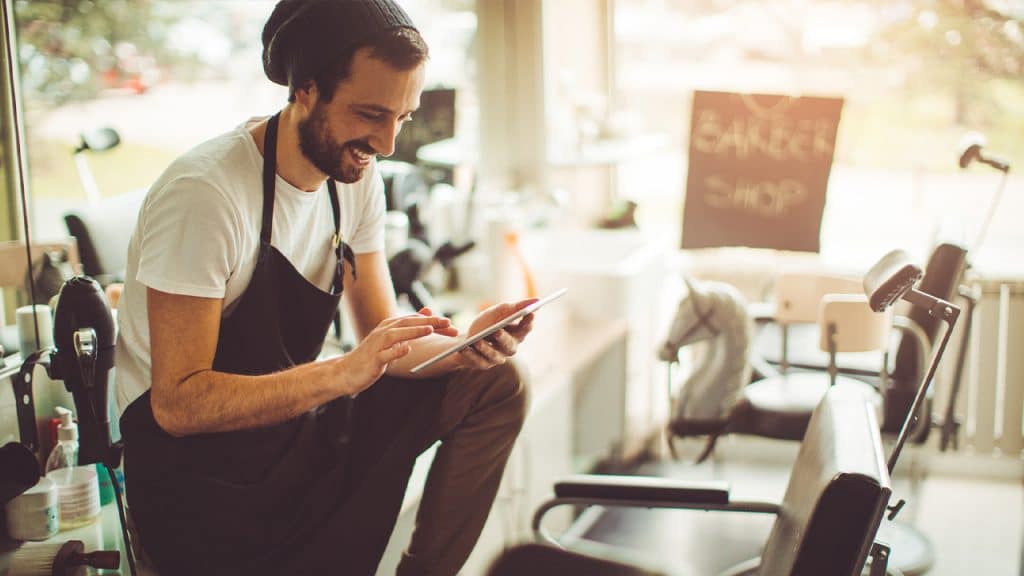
[121,113,363,575]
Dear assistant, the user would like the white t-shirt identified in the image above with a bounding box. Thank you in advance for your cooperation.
[114,118,385,414]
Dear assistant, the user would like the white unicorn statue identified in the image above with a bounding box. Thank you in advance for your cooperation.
[659,277,754,461]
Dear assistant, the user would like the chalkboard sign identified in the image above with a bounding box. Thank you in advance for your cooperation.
[681,91,843,252]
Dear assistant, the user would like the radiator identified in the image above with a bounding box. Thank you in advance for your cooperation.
[940,278,1024,458]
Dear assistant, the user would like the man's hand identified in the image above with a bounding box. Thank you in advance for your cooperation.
[456,299,537,370]
[336,313,451,395]
[418,307,460,337]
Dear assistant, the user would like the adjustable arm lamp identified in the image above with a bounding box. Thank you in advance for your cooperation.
[863,250,961,474]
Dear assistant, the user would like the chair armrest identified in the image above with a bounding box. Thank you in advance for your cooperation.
[555,475,729,504]
[888,315,935,440]
[534,475,779,546]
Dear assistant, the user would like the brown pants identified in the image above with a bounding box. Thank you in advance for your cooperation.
[283,361,529,575]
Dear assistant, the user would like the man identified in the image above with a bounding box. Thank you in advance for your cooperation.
[114,1,534,574]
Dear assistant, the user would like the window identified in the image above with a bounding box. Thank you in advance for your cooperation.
[12,0,478,242]
[612,0,1023,272]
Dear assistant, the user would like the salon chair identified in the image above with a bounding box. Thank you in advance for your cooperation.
[750,243,968,442]
[63,188,146,286]
[702,243,970,576]
[518,381,893,576]
[670,243,966,458]
[662,271,887,463]
[521,249,961,575]
[725,273,888,442]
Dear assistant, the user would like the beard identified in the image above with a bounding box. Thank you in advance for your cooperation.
[297,102,374,184]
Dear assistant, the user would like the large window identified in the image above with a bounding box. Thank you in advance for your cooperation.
[13,0,478,240]
[612,0,1023,273]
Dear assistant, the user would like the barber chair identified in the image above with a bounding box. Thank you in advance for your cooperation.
[669,243,967,462]
[662,271,886,461]
[517,382,893,576]
[726,274,889,442]
[519,249,961,575]
[750,243,968,441]
[63,188,146,286]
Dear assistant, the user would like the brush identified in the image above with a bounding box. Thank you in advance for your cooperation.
[8,540,120,576]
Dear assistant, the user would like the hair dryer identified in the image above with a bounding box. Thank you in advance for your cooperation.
[47,276,117,466]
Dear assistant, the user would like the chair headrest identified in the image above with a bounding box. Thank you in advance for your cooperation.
[863,250,923,312]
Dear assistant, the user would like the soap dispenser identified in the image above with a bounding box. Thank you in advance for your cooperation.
[45,406,78,473]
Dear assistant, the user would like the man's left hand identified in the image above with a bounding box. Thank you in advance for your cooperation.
[457,298,537,370]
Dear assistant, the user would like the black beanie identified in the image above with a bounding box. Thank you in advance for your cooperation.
[262,0,416,94]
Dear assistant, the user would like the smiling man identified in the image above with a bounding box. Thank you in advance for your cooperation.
[113,2,535,575]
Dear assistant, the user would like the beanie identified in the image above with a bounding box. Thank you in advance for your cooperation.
[262,0,416,94]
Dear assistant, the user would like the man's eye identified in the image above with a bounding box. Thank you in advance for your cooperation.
[359,112,383,122]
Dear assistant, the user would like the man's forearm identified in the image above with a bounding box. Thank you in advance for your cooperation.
[152,358,344,437]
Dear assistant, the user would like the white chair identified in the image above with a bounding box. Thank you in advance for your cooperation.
[730,279,890,441]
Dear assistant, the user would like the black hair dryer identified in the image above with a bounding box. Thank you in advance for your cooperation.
[46,276,117,467]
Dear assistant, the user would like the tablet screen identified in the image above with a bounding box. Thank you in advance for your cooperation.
[409,288,568,373]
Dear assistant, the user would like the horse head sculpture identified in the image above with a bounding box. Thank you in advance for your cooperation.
[660,277,753,440]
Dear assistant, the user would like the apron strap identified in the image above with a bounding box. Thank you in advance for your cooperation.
[327,177,357,294]
[263,112,355,293]
[261,113,281,247]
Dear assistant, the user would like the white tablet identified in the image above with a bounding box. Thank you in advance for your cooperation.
[409,288,568,374]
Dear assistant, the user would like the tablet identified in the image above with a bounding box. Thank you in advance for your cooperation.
[409,288,568,374]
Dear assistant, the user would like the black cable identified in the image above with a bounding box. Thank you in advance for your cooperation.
[1,0,41,353]
[77,338,136,576]
[106,462,138,576]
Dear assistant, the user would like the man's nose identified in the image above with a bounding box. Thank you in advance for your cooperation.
[368,120,402,158]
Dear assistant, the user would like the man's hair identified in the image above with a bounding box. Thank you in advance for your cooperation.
[294,27,428,103]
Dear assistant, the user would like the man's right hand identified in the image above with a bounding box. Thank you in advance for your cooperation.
[335,313,451,395]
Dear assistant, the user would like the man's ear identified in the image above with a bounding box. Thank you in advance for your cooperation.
[293,80,319,112]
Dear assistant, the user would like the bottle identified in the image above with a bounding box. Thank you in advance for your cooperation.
[44,407,101,530]
[45,407,78,473]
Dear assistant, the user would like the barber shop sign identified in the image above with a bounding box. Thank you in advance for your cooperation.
[681,90,843,253]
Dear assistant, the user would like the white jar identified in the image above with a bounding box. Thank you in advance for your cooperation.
[47,465,101,530]
[4,476,59,541]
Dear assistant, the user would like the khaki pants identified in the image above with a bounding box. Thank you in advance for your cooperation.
[284,361,529,576]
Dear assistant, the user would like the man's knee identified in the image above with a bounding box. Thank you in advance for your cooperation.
[482,360,530,428]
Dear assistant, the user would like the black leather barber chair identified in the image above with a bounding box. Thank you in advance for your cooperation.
[516,382,894,576]
[745,242,967,441]
[544,248,963,576]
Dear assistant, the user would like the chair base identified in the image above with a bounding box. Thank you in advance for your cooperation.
[876,521,934,576]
